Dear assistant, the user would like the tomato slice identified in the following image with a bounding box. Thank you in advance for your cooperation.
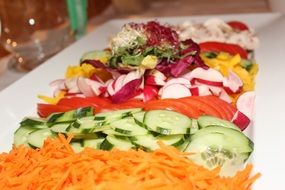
[227,21,249,31]
[199,41,248,59]
[37,104,74,118]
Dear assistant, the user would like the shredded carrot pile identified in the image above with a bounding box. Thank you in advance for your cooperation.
[0,135,260,190]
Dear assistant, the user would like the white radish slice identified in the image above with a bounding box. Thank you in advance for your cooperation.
[236,91,255,120]
[88,80,105,96]
[231,111,250,131]
[159,77,191,96]
[223,70,243,94]
[77,78,95,97]
[219,89,232,103]
[123,70,142,86]
[65,78,79,90]
[161,83,191,99]
[106,79,115,96]
[114,75,127,93]
[145,75,166,86]
[145,70,166,86]
[190,67,224,86]
[181,71,192,80]
[49,79,66,89]
[189,85,212,96]
[164,78,191,88]
[195,80,222,96]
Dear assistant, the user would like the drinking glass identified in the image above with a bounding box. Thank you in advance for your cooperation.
[0,0,75,71]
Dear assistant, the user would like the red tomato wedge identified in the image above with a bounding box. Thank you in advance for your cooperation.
[227,21,249,31]
[199,41,248,59]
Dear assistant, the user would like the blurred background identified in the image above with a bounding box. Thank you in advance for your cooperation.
[0,0,281,90]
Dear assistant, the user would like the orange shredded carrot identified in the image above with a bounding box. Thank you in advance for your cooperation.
[0,136,260,190]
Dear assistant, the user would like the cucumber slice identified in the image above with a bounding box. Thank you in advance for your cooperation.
[100,135,134,150]
[94,108,142,122]
[27,128,55,148]
[47,107,93,124]
[131,134,187,151]
[14,126,38,147]
[185,126,253,170]
[191,119,199,134]
[132,111,146,128]
[20,117,47,127]
[102,129,132,137]
[50,123,70,133]
[110,117,148,136]
[83,138,105,149]
[197,115,241,131]
[144,110,191,135]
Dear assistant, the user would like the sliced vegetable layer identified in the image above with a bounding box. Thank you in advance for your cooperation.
[15,107,253,173]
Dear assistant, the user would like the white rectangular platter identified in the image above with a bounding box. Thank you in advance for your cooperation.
[0,13,284,190]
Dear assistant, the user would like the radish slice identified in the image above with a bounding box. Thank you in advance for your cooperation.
[161,83,191,99]
[114,75,127,93]
[159,77,191,96]
[231,111,250,131]
[106,79,115,96]
[165,78,191,87]
[194,80,222,96]
[219,89,232,103]
[77,78,95,97]
[64,78,81,93]
[144,85,158,102]
[190,67,224,86]
[145,75,165,86]
[236,91,255,120]
[181,71,192,80]
[49,79,66,89]
[223,70,243,94]
[189,85,212,96]
[88,79,105,96]
[90,73,104,83]
[145,70,166,86]
[123,70,142,85]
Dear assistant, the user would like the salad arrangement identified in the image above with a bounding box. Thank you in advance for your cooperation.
[1,19,260,189]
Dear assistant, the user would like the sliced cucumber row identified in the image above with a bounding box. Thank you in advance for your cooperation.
[14,107,254,172]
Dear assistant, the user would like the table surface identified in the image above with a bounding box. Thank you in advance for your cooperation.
[0,0,272,91]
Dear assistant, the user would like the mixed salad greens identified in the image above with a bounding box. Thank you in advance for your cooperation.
[13,20,259,177]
